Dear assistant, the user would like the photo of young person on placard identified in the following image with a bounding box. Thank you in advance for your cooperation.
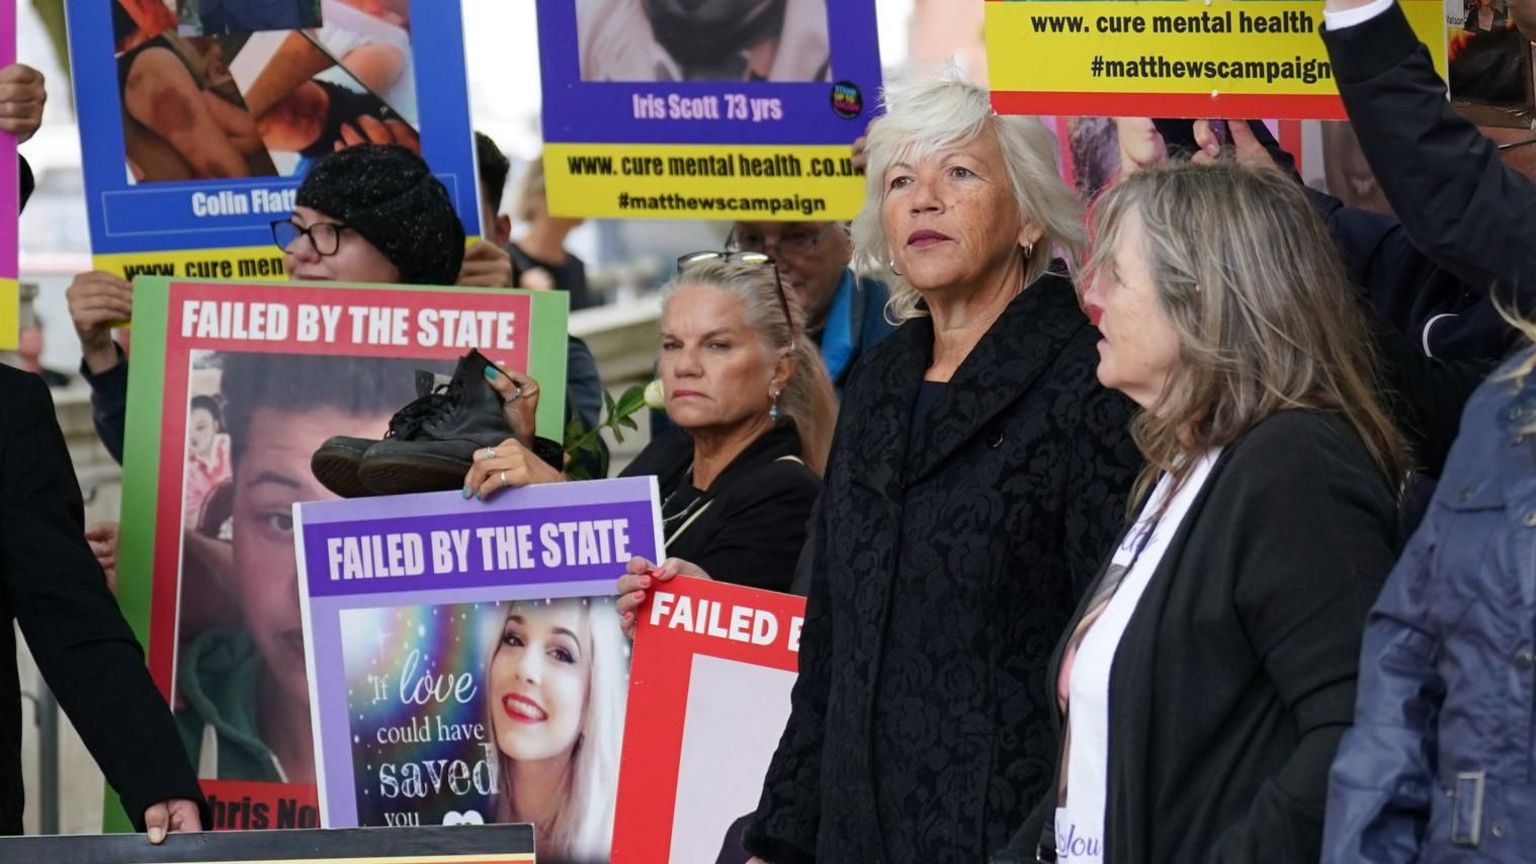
[337,596,627,863]
[174,350,433,785]
[484,598,626,862]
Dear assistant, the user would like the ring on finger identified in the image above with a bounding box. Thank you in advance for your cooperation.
[481,447,496,460]
[499,470,508,486]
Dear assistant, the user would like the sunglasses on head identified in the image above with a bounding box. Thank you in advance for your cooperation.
[676,250,796,339]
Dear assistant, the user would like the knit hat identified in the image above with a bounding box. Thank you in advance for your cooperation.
[296,145,466,286]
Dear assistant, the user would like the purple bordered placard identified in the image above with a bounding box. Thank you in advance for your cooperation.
[294,476,662,828]
[535,0,882,146]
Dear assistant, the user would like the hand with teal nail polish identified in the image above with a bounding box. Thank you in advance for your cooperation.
[481,362,538,448]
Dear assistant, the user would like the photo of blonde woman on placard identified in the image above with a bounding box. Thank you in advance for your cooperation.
[484,597,628,864]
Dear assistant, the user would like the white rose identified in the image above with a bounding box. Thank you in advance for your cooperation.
[643,378,666,410]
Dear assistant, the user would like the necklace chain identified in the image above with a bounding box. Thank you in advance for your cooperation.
[660,464,704,532]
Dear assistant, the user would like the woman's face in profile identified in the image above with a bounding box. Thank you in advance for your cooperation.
[488,602,592,764]
[658,282,779,432]
[1081,208,1183,410]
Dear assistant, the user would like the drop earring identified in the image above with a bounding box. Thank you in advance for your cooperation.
[769,390,781,421]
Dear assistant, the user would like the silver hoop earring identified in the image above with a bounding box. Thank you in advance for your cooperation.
[1023,242,1035,259]
[887,258,903,277]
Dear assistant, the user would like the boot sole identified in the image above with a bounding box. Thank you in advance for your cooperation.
[360,452,472,496]
[312,445,374,499]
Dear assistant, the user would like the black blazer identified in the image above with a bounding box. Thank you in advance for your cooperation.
[1007,411,1399,863]
[1326,4,1536,327]
[620,418,820,592]
[0,367,205,833]
[746,270,1142,863]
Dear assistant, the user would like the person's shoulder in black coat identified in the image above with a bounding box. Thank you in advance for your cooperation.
[623,421,821,593]
[677,452,821,593]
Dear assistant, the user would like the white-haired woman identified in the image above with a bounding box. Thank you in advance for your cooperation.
[485,597,627,863]
[616,72,1141,861]
[1004,162,1406,863]
[471,255,836,593]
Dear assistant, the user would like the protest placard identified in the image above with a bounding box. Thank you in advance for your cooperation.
[985,0,1447,119]
[612,576,804,863]
[296,477,660,864]
[65,0,479,279]
[534,0,882,220]
[1057,117,1303,200]
[0,824,532,864]
[1445,0,1536,125]
[109,278,566,833]
[0,3,17,351]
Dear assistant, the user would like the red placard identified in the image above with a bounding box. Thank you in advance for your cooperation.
[201,780,320,832]
[612,577,806,863]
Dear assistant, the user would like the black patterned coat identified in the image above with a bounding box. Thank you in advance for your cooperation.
[744,270,1141,863]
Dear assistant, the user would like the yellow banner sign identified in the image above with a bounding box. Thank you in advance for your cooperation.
[986,0,1447,118]
[543,144,866,221]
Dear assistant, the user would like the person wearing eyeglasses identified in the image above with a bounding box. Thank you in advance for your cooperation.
[166,146,469,789]
[729,220,897,393]
[467,252,836,593]
[62,148,468,747]
[64,144,468,465]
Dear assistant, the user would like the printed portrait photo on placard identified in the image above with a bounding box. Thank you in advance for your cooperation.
[575,0,831,83]
[1446,0,1536,123]
[1063,117,1168,201]
[339,597,628,847]
[113,278,570,833]
[113,0,419,184]
[536,0,879,219]
[172,349,447,791]
[72,0,476,277]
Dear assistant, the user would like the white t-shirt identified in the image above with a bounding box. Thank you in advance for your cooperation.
[1054,449,1221,863]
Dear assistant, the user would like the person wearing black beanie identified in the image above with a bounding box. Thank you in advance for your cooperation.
[70,143,470,467]
[285,143,467,286]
